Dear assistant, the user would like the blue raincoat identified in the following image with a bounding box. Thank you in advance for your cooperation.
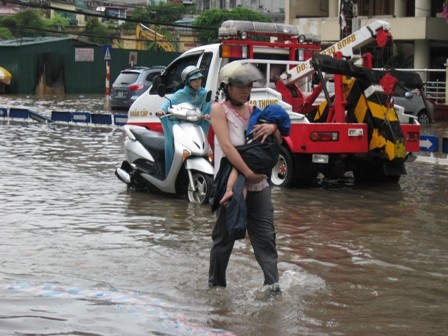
[159,85,211,176]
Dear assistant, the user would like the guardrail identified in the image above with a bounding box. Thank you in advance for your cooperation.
[2,105,448,166]
[0,106,128,127]
[374,68,446,104]
[426,78,446,104]
[415,69,446,104]
[416,134,448,165]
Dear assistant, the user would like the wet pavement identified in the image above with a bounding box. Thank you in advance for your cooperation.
[0,95,447,336]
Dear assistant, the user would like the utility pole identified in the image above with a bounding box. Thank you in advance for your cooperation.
[151,11,157,50]
[339,0,354,39]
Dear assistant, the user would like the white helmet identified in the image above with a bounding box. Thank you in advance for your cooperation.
[219,62,265,87]
[181,65,204,84]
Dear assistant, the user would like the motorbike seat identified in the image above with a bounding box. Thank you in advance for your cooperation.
[131,128,165,154]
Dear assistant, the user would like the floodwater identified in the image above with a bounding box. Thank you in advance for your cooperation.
[1,94,448,336]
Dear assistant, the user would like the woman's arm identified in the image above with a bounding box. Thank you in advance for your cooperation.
[211,104,266,183]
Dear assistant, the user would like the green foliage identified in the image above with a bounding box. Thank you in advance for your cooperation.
[132,2,186,32]
[85,18,111,45]
[124,2,186,50]
[193,7,271,44]
[0,27,13,40]
[0,9,47,37]
[46,13,70,29]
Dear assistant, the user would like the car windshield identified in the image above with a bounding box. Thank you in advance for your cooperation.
[115,72,139,85]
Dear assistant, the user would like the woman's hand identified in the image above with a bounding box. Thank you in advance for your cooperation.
[252,123,278,143]
[245,171,268,184]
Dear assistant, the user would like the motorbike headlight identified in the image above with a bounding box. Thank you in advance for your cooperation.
[185,109,200,122]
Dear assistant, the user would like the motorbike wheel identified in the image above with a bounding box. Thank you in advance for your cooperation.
[188,171,213,205]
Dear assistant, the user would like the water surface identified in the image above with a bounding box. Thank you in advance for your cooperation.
[0,95,447,336]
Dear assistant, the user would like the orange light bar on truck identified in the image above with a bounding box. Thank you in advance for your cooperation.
[219,45,247,59]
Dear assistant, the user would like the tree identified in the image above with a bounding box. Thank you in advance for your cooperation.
[85,18,111,45]
[125,3,187,31]
[118,2,187,50]
[0,27,13,40]
[130,3,188,51]
[0,9,47,38]
[193,8,271,44]
[46,13,70,32]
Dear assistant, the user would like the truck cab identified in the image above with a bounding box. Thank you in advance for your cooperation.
[128,20,318,130]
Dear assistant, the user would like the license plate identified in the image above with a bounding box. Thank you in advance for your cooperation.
[348,128,364,136]
[117,91,124,98]
[312,154,329,164]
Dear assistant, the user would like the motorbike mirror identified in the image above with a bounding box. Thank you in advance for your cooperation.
[157,84,167,97]
[206,90,212,102]
[150,75,163,94]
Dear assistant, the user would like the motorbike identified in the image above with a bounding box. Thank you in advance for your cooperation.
[115,91,214,204]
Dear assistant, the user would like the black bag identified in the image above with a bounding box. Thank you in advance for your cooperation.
[210,136,280,240]
[236,135,280,176]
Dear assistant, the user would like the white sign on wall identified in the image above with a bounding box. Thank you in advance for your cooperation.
[75,48,94,62]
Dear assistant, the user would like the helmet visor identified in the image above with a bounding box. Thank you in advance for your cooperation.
[188,71,204,81]
[219,62,265,87]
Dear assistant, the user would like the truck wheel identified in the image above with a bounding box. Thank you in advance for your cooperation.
[187,171,213,204]
[271,146,294,187]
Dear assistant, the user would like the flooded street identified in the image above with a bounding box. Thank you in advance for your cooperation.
[0,95,448,336]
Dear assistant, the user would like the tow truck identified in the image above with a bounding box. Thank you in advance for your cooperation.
[126,19,420,187]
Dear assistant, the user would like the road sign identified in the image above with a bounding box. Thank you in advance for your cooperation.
[103,44,112,61]
[114,114,128,126]
[72,112,91,124]
[419,134,439,152]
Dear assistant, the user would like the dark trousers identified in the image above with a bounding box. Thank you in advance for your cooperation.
[208,187,279,287]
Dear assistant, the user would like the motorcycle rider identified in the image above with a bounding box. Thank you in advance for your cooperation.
[157,65,211,176]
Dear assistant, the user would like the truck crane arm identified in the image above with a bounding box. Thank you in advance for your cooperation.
[311,53,376,81]
[279,20,392,86]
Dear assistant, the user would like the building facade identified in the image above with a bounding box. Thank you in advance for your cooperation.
[200,0,284,13]
[284,0,448,71]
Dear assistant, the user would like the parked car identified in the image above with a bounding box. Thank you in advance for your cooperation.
[109,66,166,110]
[393,84,435,126]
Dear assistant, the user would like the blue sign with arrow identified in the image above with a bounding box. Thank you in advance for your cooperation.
[419,134,439,152]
